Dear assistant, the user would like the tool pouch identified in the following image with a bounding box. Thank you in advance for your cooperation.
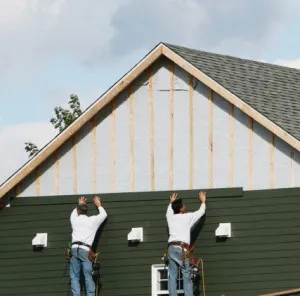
[161,249,169,265]
[89,249,99,262]
[66,248,72,260]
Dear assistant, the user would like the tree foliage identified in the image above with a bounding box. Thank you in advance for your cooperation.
[24,94,82,158]
[50,94,82,133]
[24,142,39,158]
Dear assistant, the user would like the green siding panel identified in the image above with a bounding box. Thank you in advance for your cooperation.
[1,188,300,295]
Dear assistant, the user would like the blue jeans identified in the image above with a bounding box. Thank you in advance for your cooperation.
[70,247,95,296]
[168,246,193,296]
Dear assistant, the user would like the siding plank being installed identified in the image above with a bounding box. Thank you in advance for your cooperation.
[1,187,300,295]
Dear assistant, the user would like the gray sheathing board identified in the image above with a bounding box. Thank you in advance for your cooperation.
[15,56,300,196]
[253,121,271,189]
[58,139,73,195]
[294,151,300,187]
[173,64,190,189]
[153,61,170,190]
[274,137,293,188]
[134,71,151,192]
[76,120,93,193]
[193,79,210,188]
[294,152,300,186]
[95,103,111,193]
[233,107,249,188]
[38,154,56,196]
[213,93,230,188]
[115,91,131,192]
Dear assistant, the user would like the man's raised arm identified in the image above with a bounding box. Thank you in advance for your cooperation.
[70,196,87,222]
[189,192,206,227]
[166,192,178,219]
[90,196,108,227]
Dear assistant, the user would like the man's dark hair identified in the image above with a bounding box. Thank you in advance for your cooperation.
[77,204,88,215]
[172,199,183,214]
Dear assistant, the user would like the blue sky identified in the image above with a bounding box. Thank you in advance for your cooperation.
[1,0,300,183]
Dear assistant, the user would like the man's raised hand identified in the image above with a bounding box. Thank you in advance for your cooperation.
[169,192,178,203]
[79,196,87,205]
[94,196,102,208]
[199,191,206,204]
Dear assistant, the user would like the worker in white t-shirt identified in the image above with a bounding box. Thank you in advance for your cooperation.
[70,196,107,296]
[166,192,206,296]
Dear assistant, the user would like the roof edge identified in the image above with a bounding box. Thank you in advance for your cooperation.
[162,44,300,152]
[163,42,300,72]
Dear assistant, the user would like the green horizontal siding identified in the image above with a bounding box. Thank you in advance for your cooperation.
[1,187,300,295]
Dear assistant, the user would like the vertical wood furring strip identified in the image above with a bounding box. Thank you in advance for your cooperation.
[229,104,234,187]
[249,118,254,189]
[148,67,155,191]
[72,136,78,194]
[209,89,214,188]
[55,150,60,195]
[291,151,295,187]
[111,102,116,192]
[189,74,194,189]
[270,133,275,189]
[169,62,175,190]
[129,85,135,192]
[36,167,40,197]
[92,118,97,193]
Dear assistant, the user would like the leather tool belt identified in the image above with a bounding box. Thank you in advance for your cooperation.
[168,241,190,249]
[71,241,91,248]
[168,241,191,266]
[71,241,97,262]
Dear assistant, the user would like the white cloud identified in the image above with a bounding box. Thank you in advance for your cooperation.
[1,0,300,81]
[274,58,300,69]
[110,0,300,59]
[0,0,124,80]
[0,122,57,184]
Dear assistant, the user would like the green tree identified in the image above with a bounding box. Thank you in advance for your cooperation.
[25,94,82,158]
[24,142,39,158]
[50,94,82,132]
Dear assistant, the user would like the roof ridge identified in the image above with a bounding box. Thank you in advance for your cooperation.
[162,42,300,72]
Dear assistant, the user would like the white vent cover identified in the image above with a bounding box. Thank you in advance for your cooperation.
[215,223,231,238]
[127,227,143,242]
[32,233,48,247]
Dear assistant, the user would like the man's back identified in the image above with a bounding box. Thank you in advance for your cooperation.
[71,211,107,246]
[166,201,205,245]
[167,213,195,244]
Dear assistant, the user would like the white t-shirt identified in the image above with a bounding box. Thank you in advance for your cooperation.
[70,206,107,250]
[166,203,206,245]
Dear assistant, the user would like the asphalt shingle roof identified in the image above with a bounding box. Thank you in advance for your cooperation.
[164,43,300,141]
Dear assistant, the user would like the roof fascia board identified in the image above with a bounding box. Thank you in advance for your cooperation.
[0,43,164,199]
[162,44,300,152]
